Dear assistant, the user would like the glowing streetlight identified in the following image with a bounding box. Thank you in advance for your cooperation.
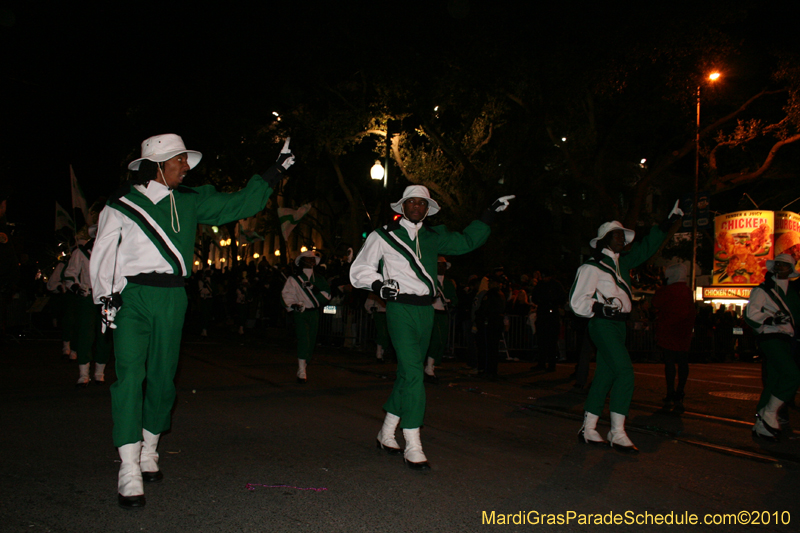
[211,226,219,233]
[274,250,281,257]
[207,259,212,265]
[300,246,308,252]
[692,71,722,294]
[253,253,260,259]
[370,160,385,181]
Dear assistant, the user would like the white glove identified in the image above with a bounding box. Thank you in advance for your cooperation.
[669,200,684,219]
[490,195,516,212]
[278,137,295,171]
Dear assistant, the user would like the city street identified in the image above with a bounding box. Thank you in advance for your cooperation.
[2,330,798,533]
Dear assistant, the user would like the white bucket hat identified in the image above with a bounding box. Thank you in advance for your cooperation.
[766,253,800,278]
[391,185,440,216]
[128,134,202,171]
[294,250,322,266]
[664,263,688,285]
[590,221,635,249]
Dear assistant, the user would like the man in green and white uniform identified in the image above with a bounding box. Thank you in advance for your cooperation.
[350,185,513,470]
[569,203,681,454]
[745,253,800,442]
[47,255,77,359]
[90,134,293,509]
[65,225,112,386]
[281,250,331,383]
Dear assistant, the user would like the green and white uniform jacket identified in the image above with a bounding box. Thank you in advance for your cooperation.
[281,269,332,311]
[350,217,490,297]
[91,176,273,303]
[570,226,666,318]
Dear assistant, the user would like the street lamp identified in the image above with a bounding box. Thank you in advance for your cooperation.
[692,71,721,295]
[370,160,385,181]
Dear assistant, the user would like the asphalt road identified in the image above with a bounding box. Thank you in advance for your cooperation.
[2,331,798,533]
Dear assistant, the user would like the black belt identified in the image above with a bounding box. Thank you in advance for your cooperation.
[392,294,432,306]
[434,309,449,315]
[594,312,630,322]
[759,332,793,343]
[127,272,186,288]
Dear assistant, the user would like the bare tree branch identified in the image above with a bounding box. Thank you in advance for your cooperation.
[711,133,800,190]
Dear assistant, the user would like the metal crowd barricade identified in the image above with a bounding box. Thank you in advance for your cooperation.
[317,305,374,347]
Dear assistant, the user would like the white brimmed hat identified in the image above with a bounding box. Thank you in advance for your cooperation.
[128,134,202,171]
[590,221,635,249]
[391,185,440,216]
[294,250,322,266]
[664,263,688,285]
[766,253,800,278]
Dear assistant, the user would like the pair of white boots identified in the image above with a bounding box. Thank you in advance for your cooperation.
[377,413,430,470]
[753,395,784,441]
[76,363,106,386]
[579,411,639,454]
[117,429,162,509]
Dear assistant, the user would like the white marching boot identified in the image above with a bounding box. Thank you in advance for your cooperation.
[140,429,163,482]
[578,411,608,446]
[402,428,431,470]
[376,345,384,362]
[76,363,90,387]
[376,412,402,455]
[608,412,639,454]
[118,442,145,509]
[754,395,783,441]
[94,363,106,384]
[296,359,307,384]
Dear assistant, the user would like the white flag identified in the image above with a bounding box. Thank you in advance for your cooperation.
[277,204,312,241]
[70,165,89,223]
[55,202,75,232]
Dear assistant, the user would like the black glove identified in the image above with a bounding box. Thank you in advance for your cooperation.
[372,279,399,300]
[772,313,790,326]
[592,301,619,318]
[260,137,296,188]
[70,284,83,296]
[481,195,516,224]
[303,281,315,290]
[291,303,305,312]
[659,200,684,232]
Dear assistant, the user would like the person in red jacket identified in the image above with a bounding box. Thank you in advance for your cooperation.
[652,263,696,408]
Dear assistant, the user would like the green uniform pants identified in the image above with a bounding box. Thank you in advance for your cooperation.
[293,308,319,360]
[426,312,449,366]
[111,283,188,447]
[74,294,112,365]
[584,318,634,417]
[756,336,800,410]
[384,302,434,429]
[61,292,79,344]
[374,312,390,348]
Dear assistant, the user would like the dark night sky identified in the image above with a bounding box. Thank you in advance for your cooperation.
[2,1,799,261]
